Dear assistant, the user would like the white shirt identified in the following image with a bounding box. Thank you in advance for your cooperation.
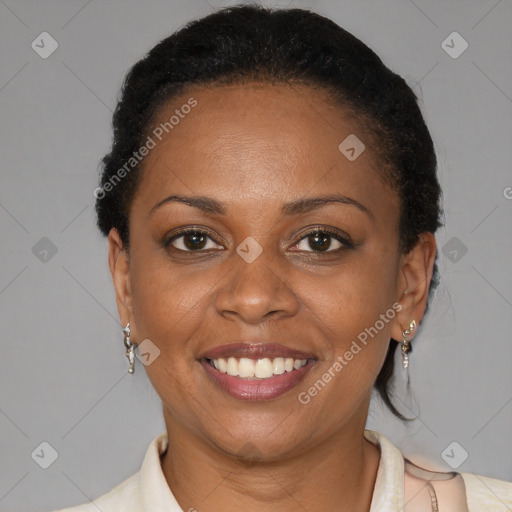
[54,430,512,512]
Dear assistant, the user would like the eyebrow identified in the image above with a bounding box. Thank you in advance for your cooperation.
[149,193,372,218]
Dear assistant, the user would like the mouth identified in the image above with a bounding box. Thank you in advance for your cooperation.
[198,343,317,401]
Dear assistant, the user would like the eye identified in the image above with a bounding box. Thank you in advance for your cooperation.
[290,228,353,253]
[164,228,224,252]
[163,226,353,254]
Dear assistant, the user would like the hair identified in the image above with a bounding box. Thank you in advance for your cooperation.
[95,4,443,420]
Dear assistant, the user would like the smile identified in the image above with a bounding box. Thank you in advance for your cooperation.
[199,343,317,401]
[208,356,309,379]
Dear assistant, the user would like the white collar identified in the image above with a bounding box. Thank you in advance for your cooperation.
[137,429,404,511]
[138,431,183,510]
[365,429,405,511]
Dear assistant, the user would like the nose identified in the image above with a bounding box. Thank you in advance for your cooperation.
[214,243,300,324]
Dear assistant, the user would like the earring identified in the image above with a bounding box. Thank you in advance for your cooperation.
[401,320,416,369]
[123,322,136,375]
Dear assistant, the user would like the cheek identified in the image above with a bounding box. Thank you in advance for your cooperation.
[296,277,397,421]
[128,242,216,355]
[295,246,398,392]
[301,246,399,338]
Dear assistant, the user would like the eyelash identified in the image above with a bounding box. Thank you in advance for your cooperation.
[163,226,354,254]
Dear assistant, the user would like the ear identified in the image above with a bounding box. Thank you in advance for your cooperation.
[390,232,437,342]
[108,228,134,329]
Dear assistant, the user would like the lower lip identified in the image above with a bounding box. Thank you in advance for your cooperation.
[200,359,315,401]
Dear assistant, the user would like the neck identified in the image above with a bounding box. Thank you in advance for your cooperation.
[160,413,380,512]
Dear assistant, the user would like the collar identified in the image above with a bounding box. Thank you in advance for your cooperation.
[365,429,405,511]
[139,431,183,511]
[138,429,404,511]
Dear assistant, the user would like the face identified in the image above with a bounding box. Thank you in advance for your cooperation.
[109,82,435,459]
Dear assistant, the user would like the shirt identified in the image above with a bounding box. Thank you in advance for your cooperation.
[53,430,512,512]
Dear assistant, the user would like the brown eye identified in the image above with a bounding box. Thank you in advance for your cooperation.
[165,229,224,252]
[291,229,353,253]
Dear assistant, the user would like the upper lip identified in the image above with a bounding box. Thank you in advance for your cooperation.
[199,343,316,361]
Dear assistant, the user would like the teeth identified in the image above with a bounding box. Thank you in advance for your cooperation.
[254,358,273,378]
[293,359,303,370]
[209,356,308,379]
[238,358,255,378]
[227,357,239,376]
[218,358,228,373]
[273,357,285,375]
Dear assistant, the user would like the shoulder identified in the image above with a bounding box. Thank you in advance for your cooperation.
[51,472,142,512]
[365,429,512,511]
[461,472,512,511]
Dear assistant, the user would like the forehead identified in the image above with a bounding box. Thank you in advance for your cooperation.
[134,82,396,217]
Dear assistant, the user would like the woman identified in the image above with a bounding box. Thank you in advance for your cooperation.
[55,4,511,511]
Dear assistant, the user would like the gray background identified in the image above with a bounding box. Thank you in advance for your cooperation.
[1,0,511,510]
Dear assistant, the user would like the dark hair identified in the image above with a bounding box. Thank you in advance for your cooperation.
[95,4,443,420]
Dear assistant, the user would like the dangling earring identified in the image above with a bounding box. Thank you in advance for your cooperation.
[401,320,416,369]
[123,322,136,375]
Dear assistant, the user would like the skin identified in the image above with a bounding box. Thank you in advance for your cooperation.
[108,82,437,512]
